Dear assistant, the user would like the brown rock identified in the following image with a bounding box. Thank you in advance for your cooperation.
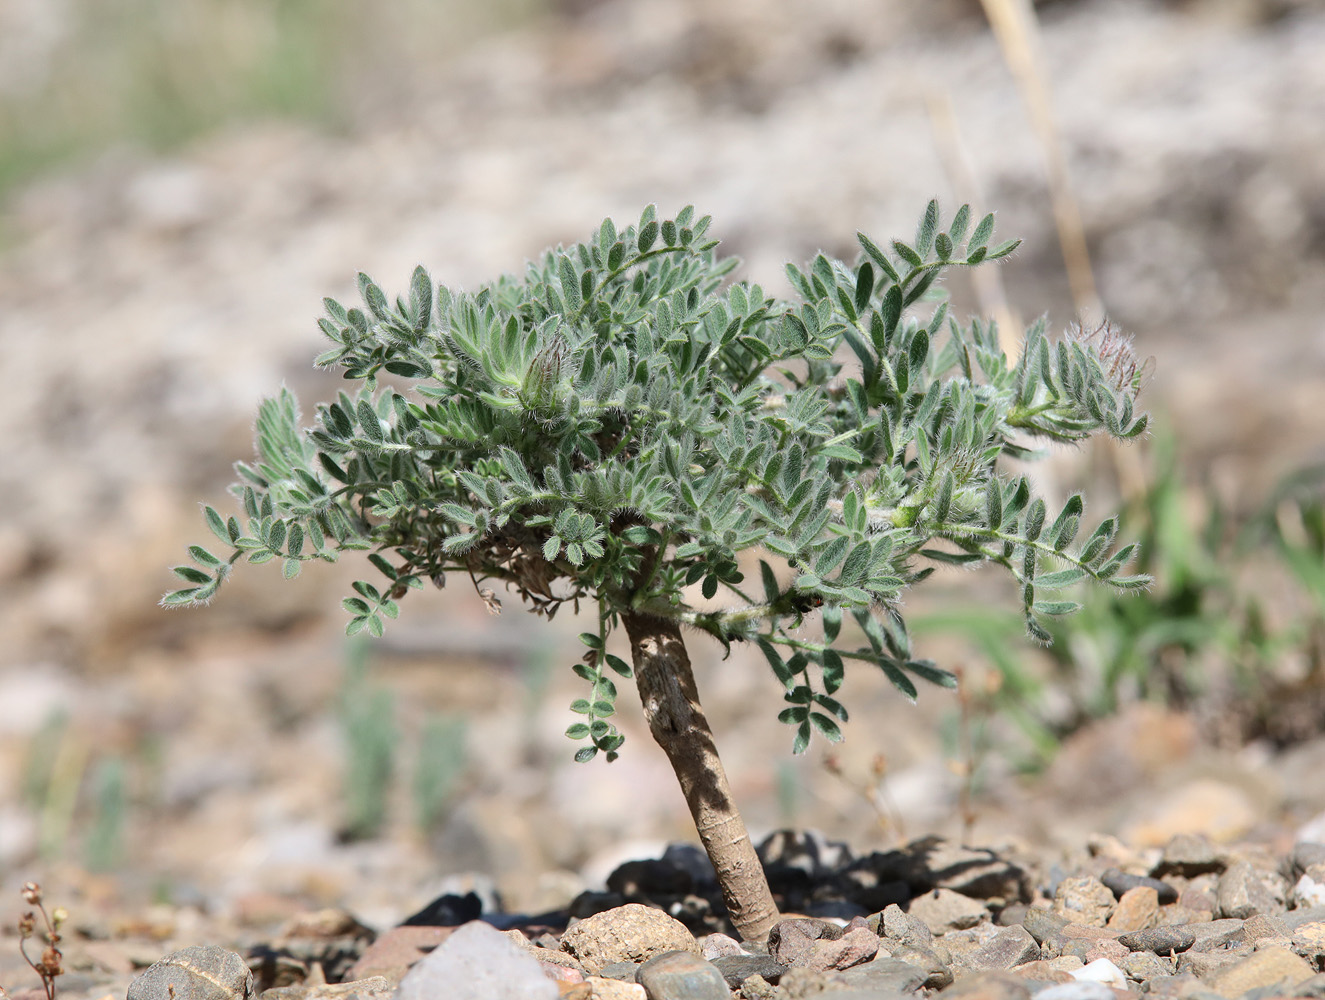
[1106,886,1159,932]
[737,974,778,999]
[935,970,1033,1000]
[1117,924,1196,954]
[1008,959,1075,984]
[1215,860,1287,919]
[1240,912,1290,944]
[278,910,375,941]
[1187,919,1247,952]
[1059,933,1129,966]
[1119,950,1175,982]
[1175,948,1245,978]
[508,934,586,977]
[1152,834,1224,879]
[343,926,454,984]
[767,917,842,967]
[1022,906,1070,945]
[877,902,934,948]
[1060,923,1124,941]
[888,943,954,989]
[697,932,743,960]
[909,888,990,934]
[835,956,931,994]
[539,960,586,983]
[126,945,254,1000]
[964,926,1040,972]
[1054,876,1116,927]
[634,950,731,1000]
[1203,945,1315,998]
[804,926,879,971]
[1139,972,1211,998]
[1292,920,1325,960]
[559,904,699,975]
[260,977,394,1000]
[937,925,1002,966]
[580,978,646,999]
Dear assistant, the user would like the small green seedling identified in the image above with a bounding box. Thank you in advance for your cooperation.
[165,203,1149,941]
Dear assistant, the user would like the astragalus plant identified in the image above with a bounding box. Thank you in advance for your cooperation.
[165,202,1149,942]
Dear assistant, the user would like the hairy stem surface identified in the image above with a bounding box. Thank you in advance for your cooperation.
[621,610,780,943]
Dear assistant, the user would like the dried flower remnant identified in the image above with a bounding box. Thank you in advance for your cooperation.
[16,883,64,1000]
[1066,319,1153,399]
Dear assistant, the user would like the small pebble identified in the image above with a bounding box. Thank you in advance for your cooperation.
[877,902,934,948]
[966,925,1040,972]
[737,974,778,999]
[1293,874,1325,908]
[909,887,989,934]
[1152,834,1223,878]
[1069,958,1126,987]
[710,954,785,987]
[1036,981,1117,1000]
[697,932,743,960]
[1099,867,1178,905]
[1185,918,1245,952]
[635,950,729,1000]
[1215,860,1286,919]
[1022,906,1070,945]
[595,962,640,982]
[1053,877,1115,928]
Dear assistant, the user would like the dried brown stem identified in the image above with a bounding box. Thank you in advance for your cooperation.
[620,610,780,943]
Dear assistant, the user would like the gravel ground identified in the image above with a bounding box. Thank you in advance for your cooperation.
[1,1,1324,997]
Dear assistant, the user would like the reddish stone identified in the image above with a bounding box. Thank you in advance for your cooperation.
[540,961,586,983]
[343,926,455,983]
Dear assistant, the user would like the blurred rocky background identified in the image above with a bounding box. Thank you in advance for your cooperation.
[1,0,1324,986]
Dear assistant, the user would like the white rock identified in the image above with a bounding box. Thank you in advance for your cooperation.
[397,920,556,1000]
[1293,874,1325,908]
[1070,958,1127,988]
[1036,981,1118,1000]
[1296,810,1325,845]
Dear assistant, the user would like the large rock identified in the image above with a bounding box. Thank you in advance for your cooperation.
[395,921,555,1000]
[560,904,699,975]
[126,945,253,1000]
